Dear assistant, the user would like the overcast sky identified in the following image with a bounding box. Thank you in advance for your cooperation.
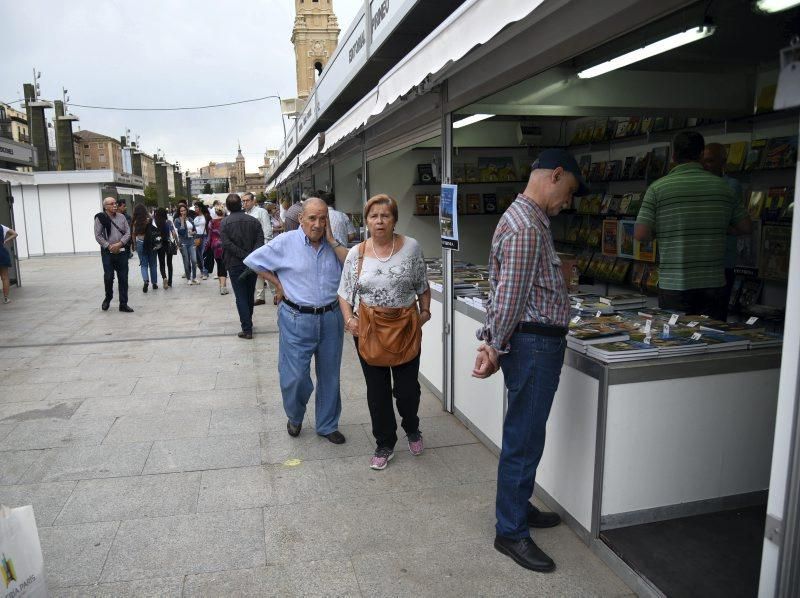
[1,0,364,173]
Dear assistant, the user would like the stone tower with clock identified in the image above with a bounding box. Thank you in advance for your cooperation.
[291,0,340,103]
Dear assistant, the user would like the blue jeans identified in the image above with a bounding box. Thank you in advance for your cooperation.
[228,264,256,333]
[277,301,344,435]
[496,332,566,539]
[180,241,197,280]
[135,239,158,284]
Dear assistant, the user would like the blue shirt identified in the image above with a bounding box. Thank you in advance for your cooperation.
[243,228,342,307]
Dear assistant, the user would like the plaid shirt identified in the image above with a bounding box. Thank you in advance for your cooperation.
[477,194,569,353]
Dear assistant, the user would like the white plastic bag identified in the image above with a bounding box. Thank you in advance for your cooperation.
[0,505,47,598]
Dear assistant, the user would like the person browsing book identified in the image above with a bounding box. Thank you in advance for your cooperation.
[473,149,588,573]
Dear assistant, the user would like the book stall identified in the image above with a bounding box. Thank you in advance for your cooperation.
[268,0,800,594]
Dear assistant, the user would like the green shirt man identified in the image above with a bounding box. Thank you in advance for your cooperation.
[635,131,750,320]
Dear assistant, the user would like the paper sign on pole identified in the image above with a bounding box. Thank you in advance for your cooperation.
[440,184,459,250]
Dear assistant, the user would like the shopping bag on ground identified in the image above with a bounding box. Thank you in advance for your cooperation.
[0,505,48,598]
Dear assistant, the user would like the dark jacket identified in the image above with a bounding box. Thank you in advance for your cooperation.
[220,211,264,270]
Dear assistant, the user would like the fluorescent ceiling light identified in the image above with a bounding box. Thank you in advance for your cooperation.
[577,25,716,79]
[453,114,494,128]
[756,0,800,12]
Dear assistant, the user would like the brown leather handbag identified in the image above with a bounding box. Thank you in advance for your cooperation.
[353,242,421,367]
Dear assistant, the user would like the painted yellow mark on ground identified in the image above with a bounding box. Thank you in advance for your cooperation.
[283,458,302,467]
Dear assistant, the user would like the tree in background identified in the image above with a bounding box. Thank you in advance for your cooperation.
[257,191,267,202]
[143,184,159,207]
[267,189,278,201]
[202,183,212,194]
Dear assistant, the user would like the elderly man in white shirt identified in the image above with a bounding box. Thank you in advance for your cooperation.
[242,192,273,305]
[323,192,356,246]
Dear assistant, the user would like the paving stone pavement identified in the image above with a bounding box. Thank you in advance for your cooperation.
[0,256,634,596]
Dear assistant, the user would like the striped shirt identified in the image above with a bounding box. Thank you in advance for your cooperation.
[636,162,745,291]
[477,194,569,354]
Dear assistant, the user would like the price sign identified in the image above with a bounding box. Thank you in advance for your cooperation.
[643,335,652,345]
[747,316,759,325]
[687,321,699,328]
[596,311,602,318]
[669,314,679,326]
[571,316,582,324]
[644,319,652,334]
[663,324,670,337]
[691,332,702,341]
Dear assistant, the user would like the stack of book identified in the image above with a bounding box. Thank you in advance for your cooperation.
[567,326,630,354]
[587,340,659,362]
[700,332,752,353]
[732,330,783,349]
[600,293,648,309]
[629,333,707,356]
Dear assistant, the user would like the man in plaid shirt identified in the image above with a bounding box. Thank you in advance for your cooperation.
[473,149,588,573]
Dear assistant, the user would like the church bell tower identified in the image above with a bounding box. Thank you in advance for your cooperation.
[291,0,340,103]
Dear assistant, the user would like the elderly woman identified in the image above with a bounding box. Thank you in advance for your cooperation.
[338,194,431,470]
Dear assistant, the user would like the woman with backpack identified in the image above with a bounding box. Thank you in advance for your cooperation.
[207,203,229,295]
[131,203,159,293]
[154,207,178,289]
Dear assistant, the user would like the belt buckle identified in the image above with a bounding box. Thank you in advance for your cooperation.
[313,306,323,315]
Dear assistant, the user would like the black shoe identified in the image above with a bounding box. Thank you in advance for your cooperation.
[287,420,302,437]
[119,305,134,313]
[321,430,346,444]
[143,282,149,293]
[152,283,158,290]
[254,299,266,306]
[237,331,253,339]
[528,505,561,529]
[494,536,555,573]
[101,299,110,311]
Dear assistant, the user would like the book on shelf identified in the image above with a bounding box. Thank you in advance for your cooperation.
[592,119,608,142]
[745,139,768,171]
[617,221,636,259]
[577,217,591,244]
[759,224,791,281]
[640,117,654,134]
[575,249,594,274]
[452,163,466,183]
[599,293,647,306]
[588,162,604,182]
[764,187,791,221]
[587,220,602,247]
[634,238,657,262]
[565,215,582,243]
[604,160,622,181]
[698,320,764,334]
[614,120,630,138]
[735,219,761,270]
[602,219,619,256]
[586,340,659,362]
[630,262,648,289]
[417,164,435,184]
[621,156,635,179]
[465,193,483,215]
[579,155,592,180]
[610,259,631,283]
[464,164,480,183]
[647,146,670,180]
[630,153,650,179]
[415,194,434,215]
[587,194,603,215]
[732,329,782,349]
[608,195,623,215]
[497,188,516,212]
[725,141,747,172]
[483,193,498,214]
[600,194,612,215]
[644,266,659,292]
[748,191,766,219]
[762,136,798,169]
[628,117,642,136]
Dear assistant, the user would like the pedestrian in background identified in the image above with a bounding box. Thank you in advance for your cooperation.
[94,197,133,312]
[208,203,229,295]
[242,192,272,305]
[324,192,357,246]
[0,224,18,304]
[155,207,178,290]
[117,198,133,258]
[174,204,198,284]
[221,193,263,338]
[194,202,211,280]
[131,204,160,293]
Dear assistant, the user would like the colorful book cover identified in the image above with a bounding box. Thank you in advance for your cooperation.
[762,136,798,169]
[748,190,766,220]
[614,120,630,138]
[465,193,483,214]
[587,220,603,247]
[645,266,659,291]
[759,224,792,281]
[634,238,657,262]
[630,262,648,288]
[617,220,636,259]
[587,194,603,215]
[725,141,747,172]
[602,219,619,256]
[647,146,670,179]
[627,193,643,215]
[764,187,789,221]
[579,155,592,181]
[482,193,498,214]
[600,194,612,215]
[618,194,633,215]
[744,139,768,171]
[610,259,631,283]
[608,195,623,214]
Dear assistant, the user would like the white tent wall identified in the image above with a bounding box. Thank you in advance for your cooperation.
[39,185,76,254]
[20,185,43,257]
[70,184,105,253]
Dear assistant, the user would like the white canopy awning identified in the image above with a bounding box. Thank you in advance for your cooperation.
[322,89,378,153]
[297,133,325,168]
[371,0,545,117]
[275,157,299,186]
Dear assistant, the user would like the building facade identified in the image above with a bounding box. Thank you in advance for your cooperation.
[140,153,156,188]
[0,103,30,144]
[73,129,123,173]
[291,0,340,101]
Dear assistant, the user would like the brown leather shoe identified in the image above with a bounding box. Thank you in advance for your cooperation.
[254,299,266,306]
[237,331,253,339]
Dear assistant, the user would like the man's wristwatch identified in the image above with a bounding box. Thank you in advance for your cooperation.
[331,240,342,248]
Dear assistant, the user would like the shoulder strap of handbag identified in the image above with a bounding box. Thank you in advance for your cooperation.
[350,241,366,306]
[109,215,125,236]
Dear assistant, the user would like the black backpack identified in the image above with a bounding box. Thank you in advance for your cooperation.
[144,219,163,251]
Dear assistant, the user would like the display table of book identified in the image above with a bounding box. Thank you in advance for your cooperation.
[423,287,782,542]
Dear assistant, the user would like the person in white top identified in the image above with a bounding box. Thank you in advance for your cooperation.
[193,203,210,279]
[0,224,18,304]
[323,192,357,246]
[242,192,273,305]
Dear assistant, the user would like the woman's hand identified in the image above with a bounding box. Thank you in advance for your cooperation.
[419,310,431,326]
[346,314,359,336]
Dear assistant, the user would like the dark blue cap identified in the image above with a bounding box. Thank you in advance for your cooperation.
[531,148,590,196]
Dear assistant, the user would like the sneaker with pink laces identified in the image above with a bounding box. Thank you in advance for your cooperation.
[370,447,394,470]
[407,431,424,456]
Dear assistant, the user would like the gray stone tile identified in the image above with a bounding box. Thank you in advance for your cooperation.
[0,450,43,484]
[215,371,261,390]
[100,509,265,582]
[55,472,200,524]
[197,461,330,512]
[143,434,261,474]
[351,536,630,598]
[0,399,83,423]
[390,415,479,449]
[0,481,76,525]
[166,387,258,411]
[0,383,57,403]
[71,394,169,418]
[263,482,496,563]
[208,407,273,436]
[434,443,499,483]
[0,417,116,450]
[324,449,460,499]
[0,422,15,441]
[183,559,360,597]
[46,379,137,400]
[103,411,210,444]
[21,353,87,368]
[39,521,119,588]
[21,443,152,483]
[51,577,183,597]
[132,373,217,395]
[260,423,374,464]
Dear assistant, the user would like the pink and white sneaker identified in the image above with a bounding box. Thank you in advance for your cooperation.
[370,447,394,470]
[407,431,424,456]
